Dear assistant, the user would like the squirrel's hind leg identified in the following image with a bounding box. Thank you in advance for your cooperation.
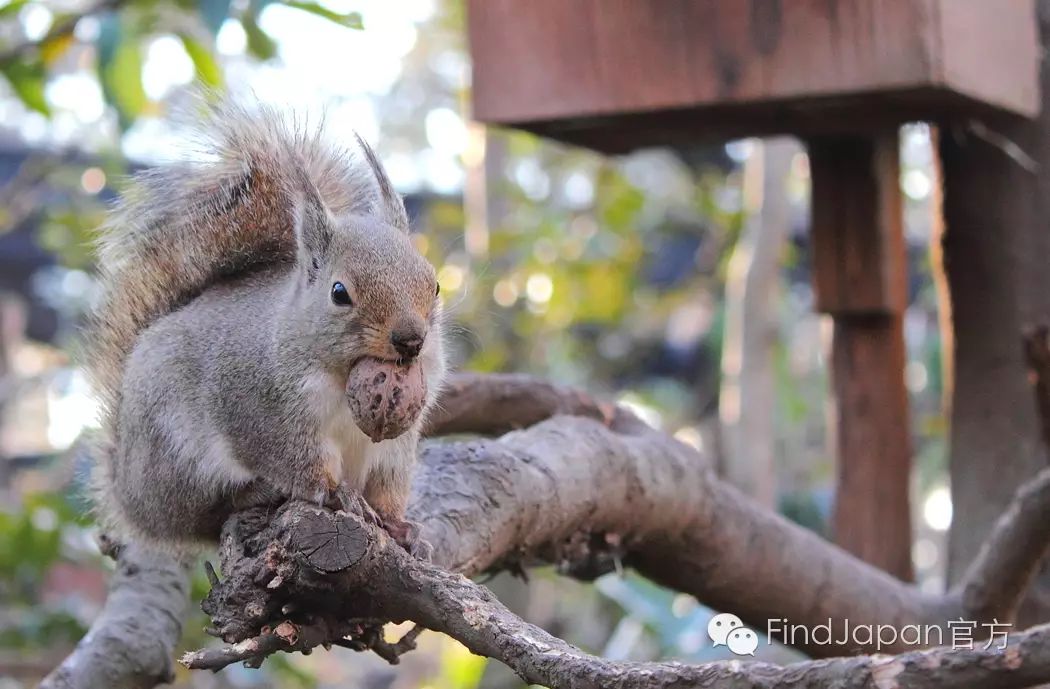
[232,478,286,511]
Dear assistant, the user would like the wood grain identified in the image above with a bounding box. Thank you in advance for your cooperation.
[808,132,906,314]
[467,0,1039,151]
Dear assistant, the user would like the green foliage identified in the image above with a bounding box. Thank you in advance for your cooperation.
[596,572,708,659]
[0,608,85,649]
[0,58,48,114]
[0,0,364,120]
[433,640,487,689]
[243,0,278,59]
[0,0,29,18]
[178,32,222,87]
[0,492,94,649]
[773,340,809,425]
[27,155,124,267]
[281,1,361,29]
[196,0,232,34]
[0,492,89,587]
[417,127,739,426]
[265,654,320,687]
[97,15,147,126]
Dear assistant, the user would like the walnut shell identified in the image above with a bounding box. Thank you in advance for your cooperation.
[345,357,428,443]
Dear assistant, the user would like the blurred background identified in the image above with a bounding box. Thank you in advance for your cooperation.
[0,1,950,687]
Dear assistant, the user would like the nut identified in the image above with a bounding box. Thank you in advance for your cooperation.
[346,357,427,442]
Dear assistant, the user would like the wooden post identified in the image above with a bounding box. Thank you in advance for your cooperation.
[808,133,914,581]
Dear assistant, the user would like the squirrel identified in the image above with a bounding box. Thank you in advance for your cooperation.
[85,99,447,554]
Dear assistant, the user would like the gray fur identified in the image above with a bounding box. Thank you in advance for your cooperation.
[86,98,447,549]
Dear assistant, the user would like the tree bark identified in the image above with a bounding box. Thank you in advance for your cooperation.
[191,495,1050,689]
[187,488,1050,689]
[937,0,1050,586]
[40,543,190,689]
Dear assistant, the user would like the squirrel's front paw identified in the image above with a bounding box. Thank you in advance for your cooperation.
[329,485,382,526]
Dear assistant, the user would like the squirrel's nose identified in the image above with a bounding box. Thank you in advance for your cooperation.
[391,331,424,359]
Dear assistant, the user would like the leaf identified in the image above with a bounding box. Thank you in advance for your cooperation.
[0,60,49,114]
[197,0,232,34]
[40,32,75,65]
[280,0,362,28]
[95,12,120,65]
[104,41,147,122]
[97,17,147,126]
[178,33,223,86]
[0,0,28,18]
[578,264,627,323]
[241,13,276,60]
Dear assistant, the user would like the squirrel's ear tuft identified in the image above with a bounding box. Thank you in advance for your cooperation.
[355,133,410,233]
[292,176,333,281]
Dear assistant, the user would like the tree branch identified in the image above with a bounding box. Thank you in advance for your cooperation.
[185,500,1050,689]
[44,373,1050,688]
[415,413,948,657]
[956,466,1050,623]
[40,542,190,689]
[420,375,1050,648]
[423,372,646,436]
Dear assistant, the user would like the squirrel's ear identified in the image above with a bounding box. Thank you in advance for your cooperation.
[292,177,333,281]
[355,133,410,232]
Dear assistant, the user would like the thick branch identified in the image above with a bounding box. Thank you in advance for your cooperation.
[415,416,947,657]
[186,501,1050,689]
[49,373,1050,687]
[423,372,647,436]
[403,568,1050,689]
[40,543,190,689]
[957,467,1050,622]
[419,374,1050,646]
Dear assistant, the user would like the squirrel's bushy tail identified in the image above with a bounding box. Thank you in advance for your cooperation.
[85,98,392,531]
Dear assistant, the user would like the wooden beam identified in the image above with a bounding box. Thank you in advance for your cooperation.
[809,133,914,581]
[809,136,907,314]
[467,0,1039,152]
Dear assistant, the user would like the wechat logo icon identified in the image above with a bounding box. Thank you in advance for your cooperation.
[708,613,759,656]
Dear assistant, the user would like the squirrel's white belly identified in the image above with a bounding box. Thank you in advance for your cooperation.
[302,368,382,490]
[325,411,372,489]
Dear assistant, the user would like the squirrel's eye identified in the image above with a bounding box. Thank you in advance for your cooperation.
[331,282,353,306]
[435,282,441,297]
